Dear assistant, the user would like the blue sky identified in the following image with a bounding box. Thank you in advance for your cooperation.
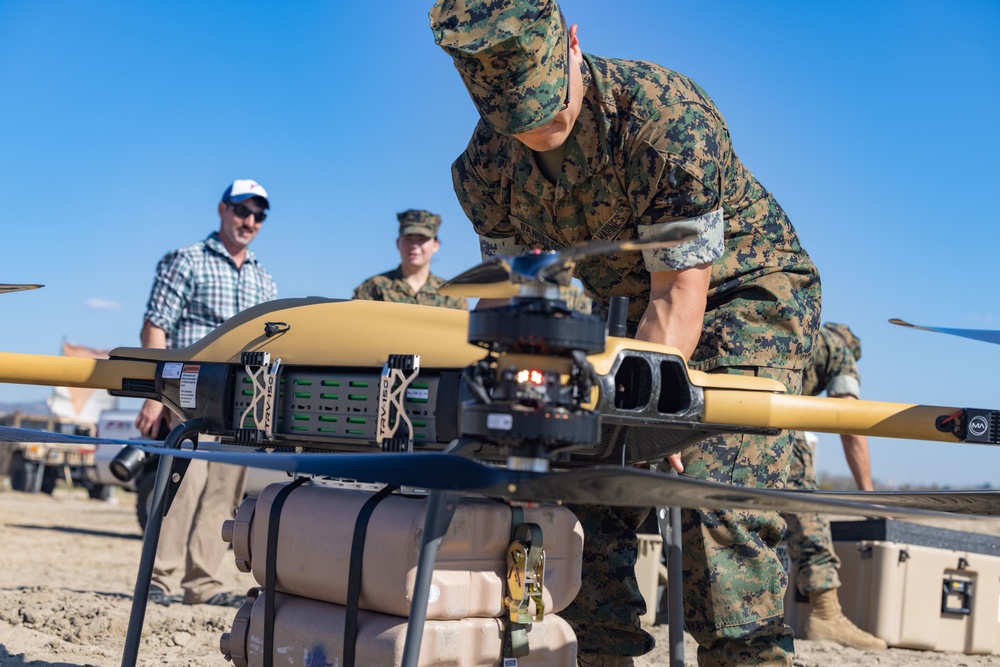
[1,1,998,487]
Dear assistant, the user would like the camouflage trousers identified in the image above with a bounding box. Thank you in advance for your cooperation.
[561,365,800,665]
[560,503,655,656]
[781,433,841,596]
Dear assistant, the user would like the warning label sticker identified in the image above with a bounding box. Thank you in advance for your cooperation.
[180,364,200,408]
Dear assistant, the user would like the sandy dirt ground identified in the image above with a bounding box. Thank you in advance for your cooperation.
[1,482,999,667]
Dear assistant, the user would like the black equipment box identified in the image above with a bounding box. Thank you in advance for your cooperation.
[830,518,1000,557]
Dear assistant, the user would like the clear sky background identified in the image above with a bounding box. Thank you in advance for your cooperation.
[1,1,998,487]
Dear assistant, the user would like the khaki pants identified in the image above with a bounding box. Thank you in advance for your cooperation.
[150,452,247,604]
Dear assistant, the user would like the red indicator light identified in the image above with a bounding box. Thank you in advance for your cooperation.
[516,369,546,386]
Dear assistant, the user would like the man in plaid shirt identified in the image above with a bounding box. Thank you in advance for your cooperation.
[136,178,277,607]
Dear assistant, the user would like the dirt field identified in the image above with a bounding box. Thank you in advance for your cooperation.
[1,482,999,667]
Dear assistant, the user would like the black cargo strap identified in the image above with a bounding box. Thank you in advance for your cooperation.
[264,477,309,667]
[344,484,398,667]
[503,506,544,661]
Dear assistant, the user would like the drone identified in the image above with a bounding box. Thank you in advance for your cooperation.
[0,234,999,667]
[1,243,996,505]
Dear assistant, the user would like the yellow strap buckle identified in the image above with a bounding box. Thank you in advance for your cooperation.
[504,523,545,624]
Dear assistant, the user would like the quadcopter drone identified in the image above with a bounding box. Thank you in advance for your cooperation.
[1,232,997,502]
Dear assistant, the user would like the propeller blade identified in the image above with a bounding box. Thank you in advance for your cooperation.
[0,425,152,447]
[536,222,700,283]
[439,256,520,299]
[440,223,700,299]
[889,318,1000,345]
[792,489,1000,516]
[126,444,1000,522]
[129,446,518,491]
[490,467,1000,520]
[0,284,43,294]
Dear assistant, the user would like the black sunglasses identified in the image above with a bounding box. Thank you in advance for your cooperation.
[230,202,267,223]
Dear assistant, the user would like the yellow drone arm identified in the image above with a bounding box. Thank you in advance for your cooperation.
[0,353,155,390]
[703,390,962,443]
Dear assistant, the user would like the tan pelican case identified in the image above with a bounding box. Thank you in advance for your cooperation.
[223,483,583,619]
[634,533,665,628]
[221,588,578,667]
[780,520,1000,654]
[835,540,1000,654]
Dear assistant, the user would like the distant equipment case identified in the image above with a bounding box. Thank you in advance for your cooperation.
[781,519,1000,655]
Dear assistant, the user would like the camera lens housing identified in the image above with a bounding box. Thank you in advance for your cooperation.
[110,445,146,482]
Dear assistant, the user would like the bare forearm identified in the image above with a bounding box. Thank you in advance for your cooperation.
[841,433,874,490]
[140,321,167,349]
[136,320,168,436]
[830,395,874,489]
[637,265,712,472]
[635,265,711,358]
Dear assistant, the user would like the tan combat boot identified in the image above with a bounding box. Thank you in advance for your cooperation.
[578,653,635,667]
[804,588,888,650]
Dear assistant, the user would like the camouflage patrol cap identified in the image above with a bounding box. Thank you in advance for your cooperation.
[398,209,442,238]
[824,322,862,361]
[429,0,569,135]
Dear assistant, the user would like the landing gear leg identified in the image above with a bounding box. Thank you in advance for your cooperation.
[120,419,204,667]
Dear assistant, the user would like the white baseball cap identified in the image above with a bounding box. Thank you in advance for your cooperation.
[221,179,269,208]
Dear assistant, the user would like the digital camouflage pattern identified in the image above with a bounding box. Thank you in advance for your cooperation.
[452,54,821,373]
[352,267,468,310]
[679,366,800,664]
[823,322,862,362]
[801,323,862,399]
[561,504,654,656]
[449,55,820,664]
[438,4,821,662]
[784,323,864,595]
[430,0,569,135]
[784,434,841,595]
[398,209,443,238]
[555,367,804,661]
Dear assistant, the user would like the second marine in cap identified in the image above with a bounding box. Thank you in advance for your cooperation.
[352,210,468,310]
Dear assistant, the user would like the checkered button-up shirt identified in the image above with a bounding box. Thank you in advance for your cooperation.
[143,232,277,349]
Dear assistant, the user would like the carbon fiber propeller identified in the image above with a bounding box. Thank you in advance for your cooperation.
[123,442,1000,521]
[0,284,43,294]
[890,318,1000,346]
[439,223,699,299]
[2,424,998,520]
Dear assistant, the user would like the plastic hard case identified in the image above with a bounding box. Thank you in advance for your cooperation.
[635,533,665,628]
[224,483,584,619]
[221,588,578,667]
[781,519,1000,654]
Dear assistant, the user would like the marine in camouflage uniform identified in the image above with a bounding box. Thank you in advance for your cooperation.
[430,1,821,665]
[353,209,468,310]
[783,323,886,650]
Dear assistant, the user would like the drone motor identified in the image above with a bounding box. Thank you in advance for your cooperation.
[460,296,605,468]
